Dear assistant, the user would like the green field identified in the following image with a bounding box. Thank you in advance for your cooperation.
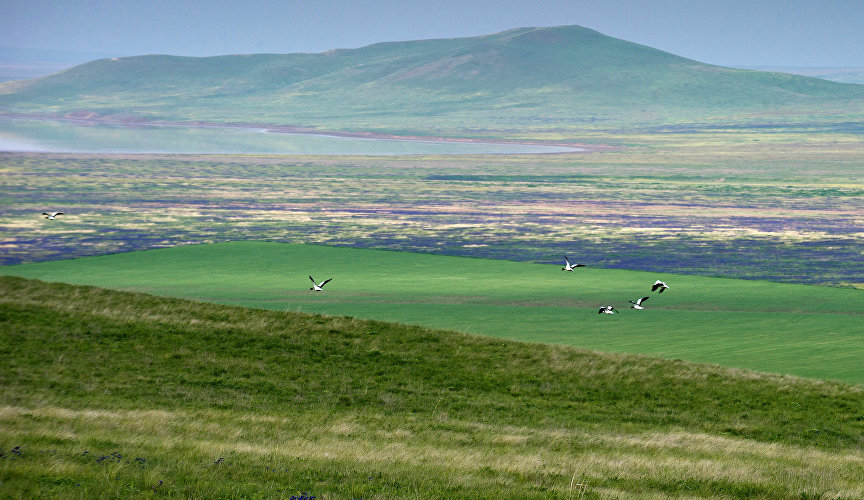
[3,241,862,385]
[2,275,864,498]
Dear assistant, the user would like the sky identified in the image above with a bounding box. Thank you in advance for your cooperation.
[3,0,864,68]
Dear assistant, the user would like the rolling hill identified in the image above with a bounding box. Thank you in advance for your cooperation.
[2,25,863,135]
[1,274,863,497]
[3,242,862,385]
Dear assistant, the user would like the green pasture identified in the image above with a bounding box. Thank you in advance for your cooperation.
[3,241,862,385]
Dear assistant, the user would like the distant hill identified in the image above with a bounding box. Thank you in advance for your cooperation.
[2,25,863,135]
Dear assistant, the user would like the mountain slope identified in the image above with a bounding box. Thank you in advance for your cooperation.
[2,25,863,134]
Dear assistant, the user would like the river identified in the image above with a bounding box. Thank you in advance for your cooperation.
[0,116,582,155]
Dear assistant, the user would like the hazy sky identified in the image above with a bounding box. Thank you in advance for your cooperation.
[4,0,864,67]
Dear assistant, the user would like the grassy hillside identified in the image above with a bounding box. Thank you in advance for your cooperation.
[1,275,863,498]
[2,25,863,135]
[3,242,862,385]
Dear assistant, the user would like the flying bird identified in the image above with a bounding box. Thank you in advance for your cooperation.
[42,212,64,220]
[598,305,618,314]
[651,280,669,293]
[629,296,650,309]
[562,256,585,271]
[309,276,332,291]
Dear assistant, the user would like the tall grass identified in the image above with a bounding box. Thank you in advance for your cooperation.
[2,275,863,498]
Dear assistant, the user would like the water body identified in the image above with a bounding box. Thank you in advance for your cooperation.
[0,116,581,155]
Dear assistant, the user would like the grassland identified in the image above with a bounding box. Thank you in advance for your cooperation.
[2,275,864,498]
[3,24,863,498]
[3,241,863,387]
[2,128,863,287]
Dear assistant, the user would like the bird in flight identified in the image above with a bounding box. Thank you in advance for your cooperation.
[629,296,650,309]
[651,280,669,293]
[562,256,585,271]
[42,212,64,220]
[598,305,618,314]
[309,276,332,291]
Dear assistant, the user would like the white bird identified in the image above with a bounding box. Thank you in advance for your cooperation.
[309,275,332,291]
[598,305,618,314]
[629,296,650,309]
[651,280,669,293]
[562,256,585,271]
[42,212,64,220]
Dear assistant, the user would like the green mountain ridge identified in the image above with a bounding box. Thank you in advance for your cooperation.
[2,25,863,134]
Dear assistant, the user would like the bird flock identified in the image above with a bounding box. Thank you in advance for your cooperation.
[306,254,669,317]
[562,255,671,314]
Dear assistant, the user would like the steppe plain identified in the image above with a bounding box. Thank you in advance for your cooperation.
[3,129,863,287]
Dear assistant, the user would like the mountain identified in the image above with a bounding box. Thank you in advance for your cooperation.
[2,25,863,135]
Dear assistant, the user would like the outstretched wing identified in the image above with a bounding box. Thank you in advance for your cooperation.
[320,278,332,287]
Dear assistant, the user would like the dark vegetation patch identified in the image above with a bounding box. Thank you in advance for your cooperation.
[2,149,862,286]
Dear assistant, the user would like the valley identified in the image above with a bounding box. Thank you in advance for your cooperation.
[2,23,864,499]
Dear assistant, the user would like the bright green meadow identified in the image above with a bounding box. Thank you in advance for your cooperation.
[3,241,862,385]
[2,274,864,498]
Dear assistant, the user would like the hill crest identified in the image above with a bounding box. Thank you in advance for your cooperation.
[1,25,863,132]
